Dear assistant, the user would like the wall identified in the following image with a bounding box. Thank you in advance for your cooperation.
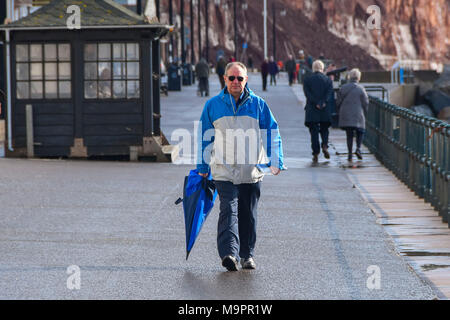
[389,84,417,109]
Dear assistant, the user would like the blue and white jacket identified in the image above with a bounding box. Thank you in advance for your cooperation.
[197,84,284,184]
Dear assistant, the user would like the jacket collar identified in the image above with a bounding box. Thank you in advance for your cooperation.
[220,83,253,106]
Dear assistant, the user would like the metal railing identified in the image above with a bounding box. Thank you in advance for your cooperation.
[364,86,389,102]
[364,97,450,227]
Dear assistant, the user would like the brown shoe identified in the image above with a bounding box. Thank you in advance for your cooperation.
[313,154,319,163]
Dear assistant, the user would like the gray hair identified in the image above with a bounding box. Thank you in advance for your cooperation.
[225,62,247,75]
[312,60,324,72]
[348,68,361,81]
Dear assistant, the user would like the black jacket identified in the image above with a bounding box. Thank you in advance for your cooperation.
[303,71,333,124]
[285,59,296,73]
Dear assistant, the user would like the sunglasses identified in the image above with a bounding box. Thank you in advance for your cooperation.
[227,76,245,82]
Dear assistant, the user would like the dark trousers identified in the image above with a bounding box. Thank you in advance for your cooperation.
[270,74,277,85]
[262,74,268,91]
[218,74,225,89]
[214,181,261,261]
[307,122,331,155]
[288,72,294,86]
[345,127,365,153]
[198,77,209,96]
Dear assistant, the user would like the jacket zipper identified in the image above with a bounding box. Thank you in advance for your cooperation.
[229,93,250,117]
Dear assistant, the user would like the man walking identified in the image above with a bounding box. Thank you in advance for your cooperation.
[195,58,210,97]
[268,56,278,86]
[303,60,333,162]
[285,54,296,86]
[197,62,284,271]
[260,58,269,91]
[216,56,227,89]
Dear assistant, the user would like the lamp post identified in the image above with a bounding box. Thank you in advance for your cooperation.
[156,0,160,18]
[136,0,142,14]
[215,0,247,60]
[233,0,237,59]
[263,0,267,59]
[272,3,286,61]
[153,0,161,135]
[180,0,185,64]
[169,0,174,62]
[197,0,202,60]
[205,0,209,62]
[190,0,195,64]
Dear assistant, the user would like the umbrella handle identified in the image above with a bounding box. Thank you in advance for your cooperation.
[174,197,183,205]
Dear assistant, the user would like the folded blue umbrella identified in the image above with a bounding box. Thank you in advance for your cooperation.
[175,169,217,260]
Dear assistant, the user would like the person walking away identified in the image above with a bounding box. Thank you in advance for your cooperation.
[196,58,210,97]
[260,58,269,91]
[325,63,337,82]
[268,56,278,86]
[325,63,338,127]
[247,56,253,70]
[216,56,227,89]
[303,60,333,163]
[298,50,305,61]
[336,68,369,161]
[197,62,285,271]
[285,54,296,86]
[306,55,313,69]
[298,50,306,84]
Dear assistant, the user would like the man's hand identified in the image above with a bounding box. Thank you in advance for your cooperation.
[198,172,208,178]
[270,166,281,175]
[316,103,325,110]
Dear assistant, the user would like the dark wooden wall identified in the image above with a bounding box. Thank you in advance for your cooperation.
[8,29,160,158]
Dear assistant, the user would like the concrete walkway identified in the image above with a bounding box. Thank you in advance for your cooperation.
[290,80,450,300]
[0,73,442,299]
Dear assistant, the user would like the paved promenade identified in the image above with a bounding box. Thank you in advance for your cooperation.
[0,73,445,299]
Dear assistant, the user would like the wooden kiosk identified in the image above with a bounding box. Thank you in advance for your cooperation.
[0,0,175,161]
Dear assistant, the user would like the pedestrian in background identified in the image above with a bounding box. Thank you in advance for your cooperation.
[268,56,278,86]
[325,63,337,81]
[298,50,306,84]
[261,58,269,91]
[247,56,254,70]
[336,68,369,161]
[303,60,333,163]
[195,57,210,97]
[277,60,283,76]
[285,54,296,86]
[216,56,227,89]
[197,62,284,271]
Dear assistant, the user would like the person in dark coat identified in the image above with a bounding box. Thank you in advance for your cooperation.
[247,56,253,69]
[336,68,369,161]
[216,56,227,89]
[285,54,296,86]
[307,55,313,69]
[303,60,334,162]
[196,58,210,97]
[260,58,269,91]
[268,56,279,86]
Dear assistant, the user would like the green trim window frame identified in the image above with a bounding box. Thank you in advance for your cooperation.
[15,43,72,100]
[83,42,140,100]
